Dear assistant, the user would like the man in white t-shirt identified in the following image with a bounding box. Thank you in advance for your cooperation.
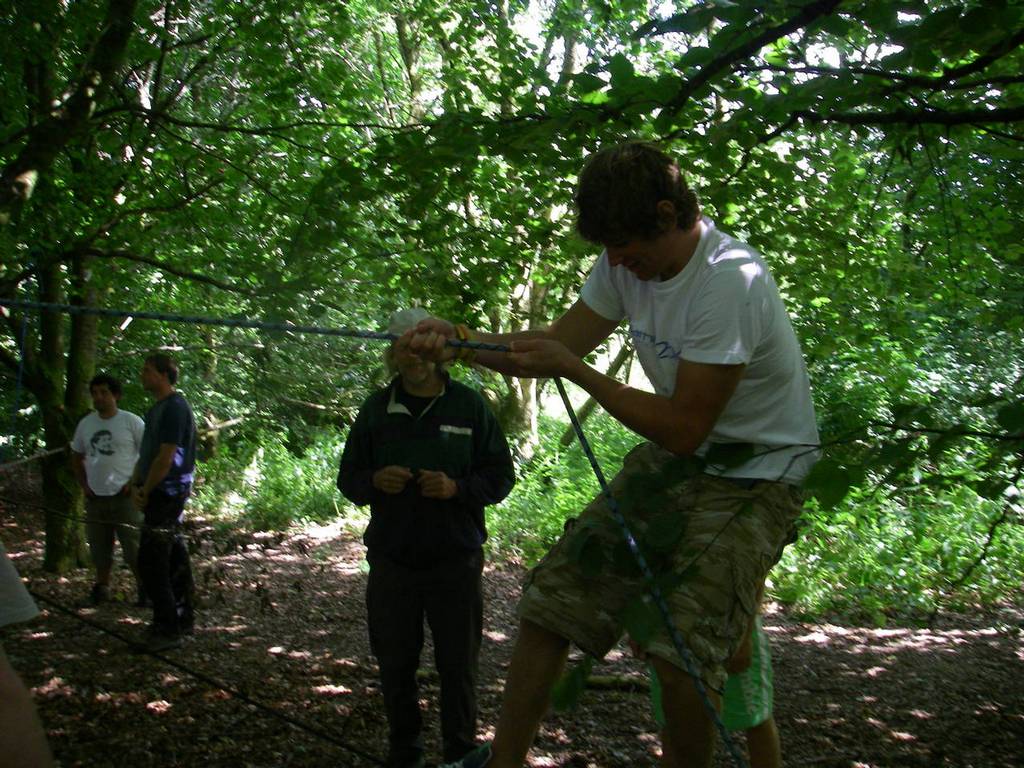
[411,141,819,768]
[71,373,145,606]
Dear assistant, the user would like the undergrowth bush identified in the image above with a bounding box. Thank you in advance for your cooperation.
[488,412,641,564]
[194,429,350,532]
[191,412,1023,621]
[490,411,1024,622]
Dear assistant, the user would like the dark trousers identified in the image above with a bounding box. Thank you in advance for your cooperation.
[138,490,194,636]
[366,549,483,766]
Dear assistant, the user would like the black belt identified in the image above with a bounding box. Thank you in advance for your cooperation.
[708,474,762,490]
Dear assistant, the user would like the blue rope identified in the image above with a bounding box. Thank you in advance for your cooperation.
[1,296,747,766]
[553,378,748,768]
[0,299,508,354]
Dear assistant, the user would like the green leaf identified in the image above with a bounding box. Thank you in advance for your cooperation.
[654,8,714,35]
[996,401,1024,432]
[551,656,594,712]
[804,458,852,509]
[572,73,606,95]
[608,53,635,88]
[892,401,930,425]
[620,595,662,646]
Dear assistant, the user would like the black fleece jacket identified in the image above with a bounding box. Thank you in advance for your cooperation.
[337,375,515,567]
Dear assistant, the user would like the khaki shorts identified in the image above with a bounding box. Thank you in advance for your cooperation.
[85,493,143,571]
[517,442,803,691]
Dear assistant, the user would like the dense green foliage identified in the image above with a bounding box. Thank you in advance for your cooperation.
[1,0,1022,616]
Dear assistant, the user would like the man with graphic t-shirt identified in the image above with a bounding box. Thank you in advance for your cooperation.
[408,141,820,768]
[133,353,197,653]
[71,373,145,606]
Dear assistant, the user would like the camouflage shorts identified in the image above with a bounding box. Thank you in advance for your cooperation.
[517,442,804,692]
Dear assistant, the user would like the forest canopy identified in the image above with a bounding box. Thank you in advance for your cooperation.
[1,0,1022,618]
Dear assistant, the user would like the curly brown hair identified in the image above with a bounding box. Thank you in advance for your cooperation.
[575,141,699,245]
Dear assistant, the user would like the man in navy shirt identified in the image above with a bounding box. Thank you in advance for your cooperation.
[133,353,197,652]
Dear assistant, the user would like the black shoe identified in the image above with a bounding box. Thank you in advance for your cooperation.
[440,744,491,768]
[144,632,183,653]
[385,756,425,768]
[90,584,110,606]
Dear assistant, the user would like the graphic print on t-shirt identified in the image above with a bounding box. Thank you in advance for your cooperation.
[89,429,115,456]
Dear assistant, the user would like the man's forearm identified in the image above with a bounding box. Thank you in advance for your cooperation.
[71,455,90,493]
[140,453,175,494]
[566,360,700,456]
[467,328,551,375]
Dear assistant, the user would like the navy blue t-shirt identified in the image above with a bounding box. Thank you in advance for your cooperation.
[137,392,197,494]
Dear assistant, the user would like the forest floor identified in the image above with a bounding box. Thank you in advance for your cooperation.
[2,468,1023,768]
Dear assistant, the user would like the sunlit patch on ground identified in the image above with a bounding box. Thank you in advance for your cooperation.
[3,475,1023,768]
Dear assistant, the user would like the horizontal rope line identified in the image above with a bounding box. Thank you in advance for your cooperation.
[0,299,510,352]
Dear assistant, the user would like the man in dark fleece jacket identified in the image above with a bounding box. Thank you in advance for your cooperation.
[337,307,515,768]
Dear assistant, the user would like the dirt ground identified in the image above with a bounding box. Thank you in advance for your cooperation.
[2,470,1022,768]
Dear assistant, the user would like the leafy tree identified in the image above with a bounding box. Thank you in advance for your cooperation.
[2,0,1021,591]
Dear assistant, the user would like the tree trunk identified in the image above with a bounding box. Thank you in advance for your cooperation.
[35,260,96,577]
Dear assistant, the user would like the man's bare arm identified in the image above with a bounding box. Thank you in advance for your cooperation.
[71,452,93,497]
[407,299,619,376]
[563,357,745,455]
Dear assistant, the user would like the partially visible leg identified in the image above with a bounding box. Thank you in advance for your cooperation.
[138,524,176,633]
[169,530,194,629]
[723,617,778,768]
[113,495,145,603]
[488,618,571,768]
[425,551,483,763]
[0,645,53,768]
[651,656,720,768]
[745,717,781,768]
[368,555,427,768]
[85,497,115,592]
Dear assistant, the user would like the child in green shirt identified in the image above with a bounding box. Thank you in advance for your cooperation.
[648,616,781,768]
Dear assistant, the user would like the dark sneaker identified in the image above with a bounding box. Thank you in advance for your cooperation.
[90,584,110,606]
[440,743,491,768]
[144,632,183,653]
[385,751,425,768]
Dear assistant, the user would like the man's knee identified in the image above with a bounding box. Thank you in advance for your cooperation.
[519,617,571,652]
[650,656,721,718]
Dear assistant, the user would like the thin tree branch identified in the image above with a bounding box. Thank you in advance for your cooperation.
[663,0,845,115]
[737,63,1024,91]
[794,104,1024,127]
[83,248,257,295]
